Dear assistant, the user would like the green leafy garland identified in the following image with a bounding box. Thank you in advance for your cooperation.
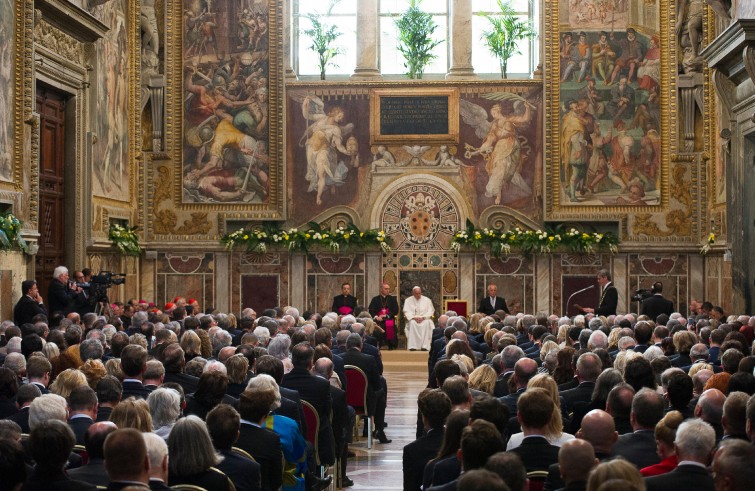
[108,224,143,256]
[221,222,392,254]
[451,220,618,256]
[0,213,29,253]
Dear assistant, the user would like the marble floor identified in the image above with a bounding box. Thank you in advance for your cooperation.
[342,363,429,489]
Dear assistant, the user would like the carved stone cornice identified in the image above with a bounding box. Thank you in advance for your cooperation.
[34,18,82,65]
[701,19,755,87]
[34,0,108,42]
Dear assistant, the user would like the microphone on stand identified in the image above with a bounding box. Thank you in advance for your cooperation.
[566,284,595,315]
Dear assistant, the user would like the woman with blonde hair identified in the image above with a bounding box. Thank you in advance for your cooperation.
[110,397,153,432]
[506,373,574,449]
[79,359,107,389]
[483,328,499,349]
[180,330,202,362]
[607,327,623,351]
[468,364,497,395]
[105,358,124,380]
[587,458,646,491]
[49,368,87,399]
[450,354,475,376]
[540,340,560,365]
[42,342,60,361]
[640,410,683,477]
[469,313,485,335]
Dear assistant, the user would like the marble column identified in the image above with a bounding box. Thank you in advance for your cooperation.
[365,252,382,299]
[290,254,306,311]
[351,0,382,80]
[215,252,231,313]
[446,0,478,79]
[459,253,475,304]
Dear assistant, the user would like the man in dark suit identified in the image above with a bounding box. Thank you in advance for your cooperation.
[119,344,153,400]
[281,342,336,464]
[560,352,601,413]
[578,269,618,316]
[403,389,452,491]
[341,333,391,443]
[428,420,505,491]
[478,283,510,315]
[331,282,357,315]
[67,386,97,445]
[6,383,40,433]
[142,433,172,491]
[13,280,47,326]
[237,387,283,491]
[159,343,199,394]
[640,282,675,321]
[645,419,716,491]
[103,428,151,491]
[710,439,755,491]
[554,439,597,491]
[613,388,664,469]
[313,357,353,487]
[510,388,561,472]
[67,422,117,487]
[206,404,262,491]
[47,266,85,316]
[499,357,538,414]
[95,375,122,422]
[368,282,400,349]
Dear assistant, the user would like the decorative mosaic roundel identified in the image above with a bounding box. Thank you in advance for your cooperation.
[381,183,461,250]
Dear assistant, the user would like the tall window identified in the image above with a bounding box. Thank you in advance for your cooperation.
[379,1,448,77]
[292,0,357,78]
[472,0,539,77]
[290,0,539,78]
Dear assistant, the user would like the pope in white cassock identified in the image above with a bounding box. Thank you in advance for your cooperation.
[403,286,434,351]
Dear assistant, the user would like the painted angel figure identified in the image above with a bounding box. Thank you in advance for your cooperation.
[299,95,356,205]
[461,96,535,205]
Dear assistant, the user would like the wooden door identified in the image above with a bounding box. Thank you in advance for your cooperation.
[35,87,67,297]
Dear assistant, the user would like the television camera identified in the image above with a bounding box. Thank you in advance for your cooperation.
[74,271,126,315]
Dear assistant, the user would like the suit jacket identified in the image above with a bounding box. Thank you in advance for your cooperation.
[236,422,283,491]
[14,295,47,326]
[403,427,445,491]
[216,449,262,491]
[106,482,150,491]
[332,353,347,390]
[428,454,462,488]
[121,380,153,400]
[67,459,110,487]
[168,468,230,491]
[494,372,513,397]
[68,415,94,445]
[331,294,357,314]
[148,479,172,491]
[644,463,714,491]
[331,385,349,453]
[595,284,618,316]
[47,280,80,316]
[23,470,97,491]
[510,436,560,472]
[278,386,307,435]
[478,296,509,315]
[340,348,382,414]
[281,367,335,465]
[499,386,526,414]
[640,295,674,322]
[6,405,30,433]
[613,429,660,469]
[427,479,458,491]
[162,371,199,394]
[361,342,384,375]
[274,395,304,433]
[96,406,113,423]
[560,381,596,413]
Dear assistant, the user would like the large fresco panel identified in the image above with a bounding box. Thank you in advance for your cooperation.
[181,0,270,205]
[91,0,130,201]
[556,1,663,208]
[0,0,14,182]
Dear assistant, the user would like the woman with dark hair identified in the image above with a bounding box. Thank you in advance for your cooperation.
[624,357,658,393]
[446,339,477,368]
[184,371,236,420]
[553,346,575,385]
[422,409,470,489]
[0,367,19,418]
[168,415,233,491]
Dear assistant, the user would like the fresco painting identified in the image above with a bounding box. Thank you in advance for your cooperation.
[182,0,270,204]
[91,0,130,201]
[0,0,14,182]
[559,1,661,206]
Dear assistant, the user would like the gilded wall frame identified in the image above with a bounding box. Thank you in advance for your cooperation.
[544,0,672,216]
[369,88,460,145]
[164,0,284,219]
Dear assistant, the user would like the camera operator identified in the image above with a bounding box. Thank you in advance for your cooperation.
[47,266,87,316]
[639,281,674,322]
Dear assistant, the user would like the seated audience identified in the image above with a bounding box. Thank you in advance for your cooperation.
[167,415,233,491]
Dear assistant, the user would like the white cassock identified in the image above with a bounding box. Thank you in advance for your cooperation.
[403,295,434,350]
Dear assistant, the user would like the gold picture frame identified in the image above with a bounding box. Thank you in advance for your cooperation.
[370,87,459,145]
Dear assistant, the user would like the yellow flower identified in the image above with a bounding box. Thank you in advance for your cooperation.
[549,236,555,241]
[305,233,311,239]
[344,234,350,239]
[243,235,249,240]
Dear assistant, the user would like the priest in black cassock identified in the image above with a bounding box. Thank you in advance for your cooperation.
[332,282,357,315]
[368,283,400,350]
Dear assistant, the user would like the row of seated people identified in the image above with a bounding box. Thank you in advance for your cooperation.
[0,306,393,490]
[402,308,755,490]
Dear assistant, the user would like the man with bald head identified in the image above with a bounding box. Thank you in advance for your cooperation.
[67,421,118,487]
[499,357,538,413]
[558,439,597,491]
[695,388,726,442]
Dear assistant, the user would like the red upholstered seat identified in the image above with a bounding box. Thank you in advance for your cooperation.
[300,400,321,465]
[345,365,374,448]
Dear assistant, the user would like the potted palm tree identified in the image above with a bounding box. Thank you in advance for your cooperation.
[301,0,344,80]
[479,0,537,79]
[395,0,443,79]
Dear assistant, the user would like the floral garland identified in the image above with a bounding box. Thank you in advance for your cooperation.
[451,220,619,256]
[0,213,29,253]
[699,232,715,255]
[221,222,392,254]
[108,224,143,257]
